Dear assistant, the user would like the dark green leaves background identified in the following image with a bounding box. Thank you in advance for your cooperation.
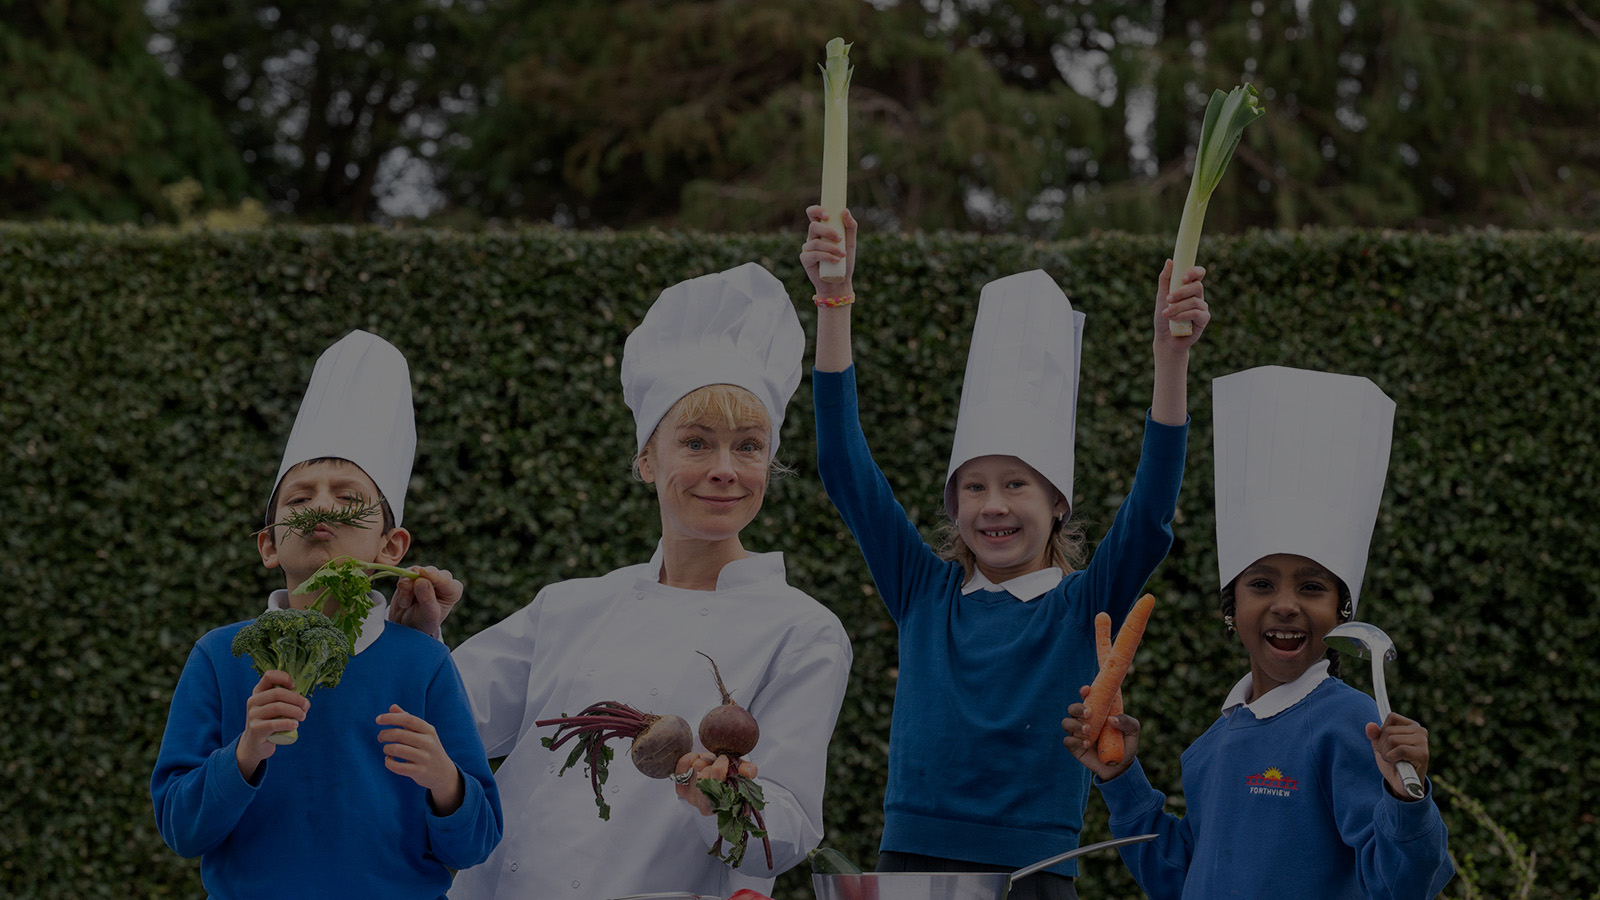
[3,225,1596,898]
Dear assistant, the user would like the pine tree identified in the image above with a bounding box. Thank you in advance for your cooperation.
[0,0,247,222]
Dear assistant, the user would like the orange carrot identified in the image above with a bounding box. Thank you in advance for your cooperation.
[1094,612,1126,765]
[1083,594,1154,747]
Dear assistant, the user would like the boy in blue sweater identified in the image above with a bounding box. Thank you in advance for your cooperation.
[800,208,1208,900]
[151,331,502,900]
[1061,365,1453,900]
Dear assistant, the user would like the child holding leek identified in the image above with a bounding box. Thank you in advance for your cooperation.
[150,331,502,899]
[800,209,1208,900]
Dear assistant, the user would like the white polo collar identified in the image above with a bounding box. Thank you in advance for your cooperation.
[961,566,1064,602]
[267,588,388,655]
[1221,659,1330,720]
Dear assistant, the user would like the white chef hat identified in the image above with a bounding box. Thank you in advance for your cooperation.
[944,269,1086,518]
[270,330,416,526]
[621,262,803,456]
[1213,365,1395,613]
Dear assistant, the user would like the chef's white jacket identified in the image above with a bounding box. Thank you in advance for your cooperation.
[448,544,853,900]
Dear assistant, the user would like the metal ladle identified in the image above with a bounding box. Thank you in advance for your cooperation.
[1324,621,1426,798]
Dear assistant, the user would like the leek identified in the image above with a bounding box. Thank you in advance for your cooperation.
[1169,83,1264,335]
[818,37,853,282]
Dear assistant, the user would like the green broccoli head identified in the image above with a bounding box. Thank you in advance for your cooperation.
[231,607,353,698]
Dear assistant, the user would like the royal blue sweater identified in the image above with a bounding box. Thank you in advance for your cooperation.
[151,619,503,899]
[1096,677,1454,899]
[813,365,1186,876]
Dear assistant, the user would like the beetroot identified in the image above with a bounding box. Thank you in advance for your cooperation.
[537,700,693,820]
[697,651,761,757]
[631,712,695,779]
[695,652,772,870]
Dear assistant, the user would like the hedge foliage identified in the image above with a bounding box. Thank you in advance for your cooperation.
[3,224,1598,900]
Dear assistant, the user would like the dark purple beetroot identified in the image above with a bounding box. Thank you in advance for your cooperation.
[697,651,760,757]
[694,651,772,870]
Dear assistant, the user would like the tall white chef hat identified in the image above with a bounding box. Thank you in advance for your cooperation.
[270,330,416,526]
[1213,365,1395,613]
[944,269,1086,518]
[621,262,803,456]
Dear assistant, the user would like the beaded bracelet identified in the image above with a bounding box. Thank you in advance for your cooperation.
[814,294,855,308]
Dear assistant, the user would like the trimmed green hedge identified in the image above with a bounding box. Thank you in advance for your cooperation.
[3,224,1597,899]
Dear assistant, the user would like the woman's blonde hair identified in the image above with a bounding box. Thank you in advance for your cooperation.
[631,384,793,480]
[935,509,1087,580]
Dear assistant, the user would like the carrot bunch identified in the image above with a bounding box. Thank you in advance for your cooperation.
[1084,593,1155,765]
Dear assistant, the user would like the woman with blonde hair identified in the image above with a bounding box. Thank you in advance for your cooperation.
[394,263,852,899]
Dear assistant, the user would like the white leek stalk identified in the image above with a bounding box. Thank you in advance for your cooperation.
[1169,83,1264,335]
[818,37,853,282]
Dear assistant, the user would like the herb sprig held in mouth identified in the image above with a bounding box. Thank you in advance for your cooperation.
[259,500,385,541]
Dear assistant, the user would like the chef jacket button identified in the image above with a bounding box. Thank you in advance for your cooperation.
[635,592,644,601]
[572,881,582,889]
[548,764,557,773]
[699,608,709,616]
[650,687,659,696]
[510,862,518,872]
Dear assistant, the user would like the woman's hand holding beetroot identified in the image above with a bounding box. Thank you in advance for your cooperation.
[673,751,759,815]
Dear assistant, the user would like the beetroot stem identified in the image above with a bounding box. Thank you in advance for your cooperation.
[749,802,772,868]
[540,717,633,746]
[535,715,647,732]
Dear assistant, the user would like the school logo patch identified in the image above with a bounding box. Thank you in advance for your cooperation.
[1245,767,1299,797]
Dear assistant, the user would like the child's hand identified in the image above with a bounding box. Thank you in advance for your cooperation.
[236,670,308,780]
[388,566,463,639]
[1061,685,1140,782]
[673,750,759,816]
[1153,259,1209,353]
[377,704,466,814]
[1366,712,1430,800]
[800,205,856,299]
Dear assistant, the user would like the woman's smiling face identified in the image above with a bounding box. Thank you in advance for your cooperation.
[1233,553,1345,701]
[638,388,772,547]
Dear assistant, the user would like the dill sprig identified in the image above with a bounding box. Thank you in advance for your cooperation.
[292,555,419,648]
[258,501,383,541]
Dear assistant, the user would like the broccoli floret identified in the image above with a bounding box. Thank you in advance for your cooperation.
[231,607,353,744]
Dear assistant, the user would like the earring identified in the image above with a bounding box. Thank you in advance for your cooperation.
[1339,598,1353,621]
[1223,613,1235,636]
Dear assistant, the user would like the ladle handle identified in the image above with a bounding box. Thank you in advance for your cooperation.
[1008,834,1157,883]
[1370,659,1426,798]
[1395,760,1426,799]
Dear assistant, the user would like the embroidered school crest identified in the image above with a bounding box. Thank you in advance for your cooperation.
[1246,767,1299,796]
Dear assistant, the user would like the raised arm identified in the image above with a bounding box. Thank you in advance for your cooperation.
[801,205,857,373]
[1150,259,1210,426]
